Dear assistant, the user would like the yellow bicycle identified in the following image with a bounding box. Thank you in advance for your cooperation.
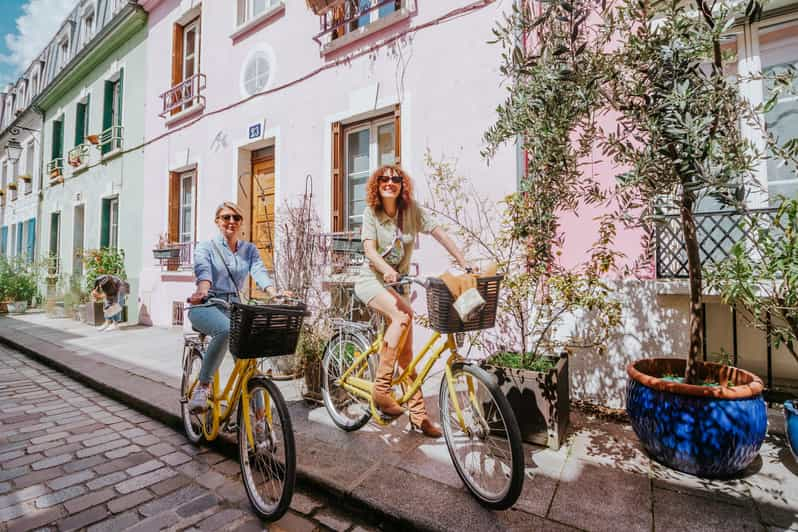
[320,275,524,510]
[181,296,306,521]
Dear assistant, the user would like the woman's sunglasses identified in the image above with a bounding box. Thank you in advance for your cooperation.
[378,175,403,184]
[219,214,243,222]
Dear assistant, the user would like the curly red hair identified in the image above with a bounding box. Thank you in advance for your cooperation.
[365,165,419,231]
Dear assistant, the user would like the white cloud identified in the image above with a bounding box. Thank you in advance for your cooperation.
[0,0,78,86]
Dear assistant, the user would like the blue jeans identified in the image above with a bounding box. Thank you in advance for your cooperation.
[188,303,231,383]
[105,294,126,323]
[188,300,266,411]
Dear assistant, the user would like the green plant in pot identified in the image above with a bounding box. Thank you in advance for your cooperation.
[603,0,782,476]
[3,256,38,313]
[425,146,621,449]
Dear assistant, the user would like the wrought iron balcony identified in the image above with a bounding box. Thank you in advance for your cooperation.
[67,144,90,169]
[47,158,63,184]
[313,0,404,46]
[154,241,196,271]
[655,208,779,279]
[98,125,124,154]
[159,73,207,118]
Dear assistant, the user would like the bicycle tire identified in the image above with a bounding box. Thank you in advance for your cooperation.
[439,362,524,510]
[238,376,296,521]
[321,330,374,431]
[180,348,206,444]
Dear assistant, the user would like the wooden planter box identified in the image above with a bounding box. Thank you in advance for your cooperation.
[482,352,570,450]
[85,301,128,325]
[303,357,322,402]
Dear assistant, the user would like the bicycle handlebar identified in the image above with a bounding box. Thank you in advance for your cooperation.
[383,275,429,289]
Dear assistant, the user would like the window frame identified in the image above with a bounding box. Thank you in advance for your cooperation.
[236,0,281,29]
[182,19,200,83]
[341,113,397,232]
[728,10,798,207]
[178,170,196,244]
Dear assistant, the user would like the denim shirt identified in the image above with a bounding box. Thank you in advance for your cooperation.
[194,235,273,293]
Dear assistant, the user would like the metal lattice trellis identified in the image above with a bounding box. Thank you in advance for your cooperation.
[655,208,779,278]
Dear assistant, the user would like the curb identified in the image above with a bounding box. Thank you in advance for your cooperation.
[0,329,430,532]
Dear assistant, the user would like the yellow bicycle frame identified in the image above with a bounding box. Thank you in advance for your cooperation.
[337,329,471,429]
[185,357,271,449]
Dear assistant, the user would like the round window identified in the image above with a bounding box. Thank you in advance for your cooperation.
[243,52,270,96]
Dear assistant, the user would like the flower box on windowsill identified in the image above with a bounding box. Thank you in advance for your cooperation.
[18,174,31,183]
[86,134,100,146]
[153,248,182,260]
[7,183,17,190]
[50,175,64,186]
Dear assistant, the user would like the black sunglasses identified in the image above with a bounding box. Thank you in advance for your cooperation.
[219,214,243,222]
[378,175,403,184]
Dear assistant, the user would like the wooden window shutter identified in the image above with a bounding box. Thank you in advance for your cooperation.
[168,172,180,242]
[394,103,401,167]
[331,121,343,232]
[167,172,180,271]
[171,23,184,116]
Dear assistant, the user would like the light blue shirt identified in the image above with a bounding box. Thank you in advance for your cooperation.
[194,235,273,293]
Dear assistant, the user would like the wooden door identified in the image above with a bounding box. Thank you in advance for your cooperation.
[250,156,275,299]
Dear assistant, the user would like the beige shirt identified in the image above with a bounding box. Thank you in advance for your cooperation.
[360,205,439,278]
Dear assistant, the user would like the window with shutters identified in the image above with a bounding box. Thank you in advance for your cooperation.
[166,169,197,271]
[49,212,61,274]
[160,16,206,119]
[331,105,401,233]
[101,196,119,249]
[102,73,123,155]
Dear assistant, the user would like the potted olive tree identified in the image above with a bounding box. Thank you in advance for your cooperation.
[5,257,38,314]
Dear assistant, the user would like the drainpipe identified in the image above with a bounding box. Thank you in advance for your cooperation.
[32,104,45,270]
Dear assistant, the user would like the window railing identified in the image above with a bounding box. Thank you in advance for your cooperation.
[154,240,196,271]
[313,0,404,46]
[47,158,64,184]
[98,125,123,153]
[67,144,89,168]
[159,73,207,118]
[655,208,779,279]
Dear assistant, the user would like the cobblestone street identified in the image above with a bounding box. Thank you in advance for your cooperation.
[0,345,378,532]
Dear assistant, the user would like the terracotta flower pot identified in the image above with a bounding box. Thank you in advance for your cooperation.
[626,357,766,478]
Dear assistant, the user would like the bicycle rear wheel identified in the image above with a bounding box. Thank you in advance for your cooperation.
[321,331,373,431]
[238,376,295,521]
[180,348,209,443]
[439,363,524,510]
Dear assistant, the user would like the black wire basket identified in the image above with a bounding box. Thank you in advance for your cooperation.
[229,302,307,358]
[425,275,503,333]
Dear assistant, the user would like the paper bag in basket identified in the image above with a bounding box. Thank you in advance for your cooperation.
[453,287,485,322]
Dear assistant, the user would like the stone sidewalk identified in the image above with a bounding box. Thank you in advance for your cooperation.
[0,348,383,532]
[1,312,797,531]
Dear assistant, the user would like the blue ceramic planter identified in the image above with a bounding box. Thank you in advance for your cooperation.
[627,358,767,478]
[785,400,798,460]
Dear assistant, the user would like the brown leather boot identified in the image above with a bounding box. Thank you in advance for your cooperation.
[372,343,404,418]
[412,417,443,438]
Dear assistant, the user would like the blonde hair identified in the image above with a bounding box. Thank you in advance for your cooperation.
[214,201,244,220]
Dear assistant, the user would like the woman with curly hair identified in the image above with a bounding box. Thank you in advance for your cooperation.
[354,164,476,438]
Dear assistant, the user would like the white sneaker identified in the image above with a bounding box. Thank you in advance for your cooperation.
[105,322,119,332]
[97,321,111,332]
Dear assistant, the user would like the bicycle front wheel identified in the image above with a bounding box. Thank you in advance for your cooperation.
[238,376,295,521]
[321,331,373,431]
[439,363,524,510]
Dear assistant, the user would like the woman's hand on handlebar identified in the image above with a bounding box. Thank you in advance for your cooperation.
[383,268,400,284]
[188,288,209,305]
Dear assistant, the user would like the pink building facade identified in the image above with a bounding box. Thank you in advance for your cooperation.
[135,1,517,328]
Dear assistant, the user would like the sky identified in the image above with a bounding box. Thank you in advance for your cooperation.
[0,0,77,88]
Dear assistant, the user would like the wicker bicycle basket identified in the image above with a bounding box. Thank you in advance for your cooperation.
[425,275,503,333]
[229,302,307,358]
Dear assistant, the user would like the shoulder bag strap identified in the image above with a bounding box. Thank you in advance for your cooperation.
[211,240,242,296]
